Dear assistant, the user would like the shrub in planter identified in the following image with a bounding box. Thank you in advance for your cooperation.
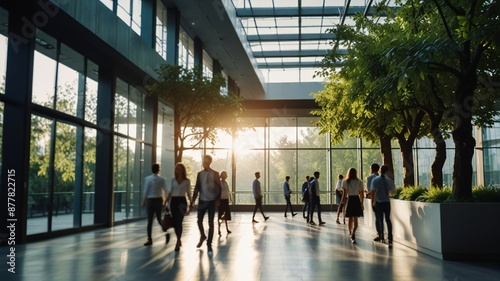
[472,186,500,202]
[398,186,426,201]
[416,187,452,203]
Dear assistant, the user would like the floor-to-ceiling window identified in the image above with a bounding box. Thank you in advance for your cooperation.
[28,30,98,235]
[114,79,146,221]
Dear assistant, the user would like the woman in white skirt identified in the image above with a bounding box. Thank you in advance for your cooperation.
[342,168,364,243]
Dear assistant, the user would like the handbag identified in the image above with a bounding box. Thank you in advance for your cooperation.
[162,209,173,230]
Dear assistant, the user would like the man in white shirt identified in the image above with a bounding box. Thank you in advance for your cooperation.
[141,163,167,246]
[191,155,221,253]
[252,172,269,223]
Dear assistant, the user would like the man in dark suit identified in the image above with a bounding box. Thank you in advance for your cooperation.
[191,155,221,253]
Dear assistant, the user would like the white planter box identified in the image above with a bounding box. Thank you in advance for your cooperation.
[363,199,500,260]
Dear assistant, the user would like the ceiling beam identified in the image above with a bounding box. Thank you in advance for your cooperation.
[236,6,376,17]
[257,61,321,68]
[247,33,336,42]
[253,49,347,58]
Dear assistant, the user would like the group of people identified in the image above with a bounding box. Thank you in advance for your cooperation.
[141,155,231,253]
[141,155,396,253]
[299,172,326,225]
[333,164,396,245]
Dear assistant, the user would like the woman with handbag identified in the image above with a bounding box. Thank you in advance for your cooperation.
[165,163,193,252]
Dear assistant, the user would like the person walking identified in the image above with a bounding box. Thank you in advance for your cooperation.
[370,165,396,246]
[301,176,311,222]
[141,163,168,246]
[252,172,269,223]
[335,174,346,224]
[309,171,325,226]
[165,163,193,251]
[283,176,297,218]
[190,155,221,253]
[218,170,232,235]
[342,168,364,243]
[366,163,381,241]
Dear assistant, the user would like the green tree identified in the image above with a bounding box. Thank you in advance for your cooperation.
[148,65,243,163]
[378,0,500,198]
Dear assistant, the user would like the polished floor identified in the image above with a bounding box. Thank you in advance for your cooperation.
[2,212,500,281]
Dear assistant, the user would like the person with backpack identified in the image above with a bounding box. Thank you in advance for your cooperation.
[283,176,297,218]
[301,176,311,222]
[309,171,326,226]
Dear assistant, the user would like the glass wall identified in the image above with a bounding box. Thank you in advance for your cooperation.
[27,31,99,235]
[114,79,145,221]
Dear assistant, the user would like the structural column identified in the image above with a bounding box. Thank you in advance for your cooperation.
[0,11,36,244]
[166,8,180,65]
[94,66,115,226]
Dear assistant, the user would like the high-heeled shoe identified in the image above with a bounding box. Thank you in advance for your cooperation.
[336,219,341,224]
[175,240,181,252]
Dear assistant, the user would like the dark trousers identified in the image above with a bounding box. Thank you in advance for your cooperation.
[171,196,187,239]
[146,198,163,239]
[303,202,310,220]
[197,199,216,246]
[372,205,382,235]
[375,201,393,241]
[284,196,294,215]
[309,195,322,222]
[253,197,266,218]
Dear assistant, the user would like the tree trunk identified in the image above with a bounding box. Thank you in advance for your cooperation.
[397,137,415,187]
[174,108,182,163]
[380,135,395,181]
[452,77,476,200]
[430,113,446,188]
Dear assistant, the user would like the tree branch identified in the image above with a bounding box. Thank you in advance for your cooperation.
[431,0,454,40]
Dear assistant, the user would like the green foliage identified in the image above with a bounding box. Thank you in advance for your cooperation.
[392,187,403,199]
[147,64,243,162]
[398,186,426,201]
[416,187,452,203]
[395,186,500,203]
[472,186,500,202]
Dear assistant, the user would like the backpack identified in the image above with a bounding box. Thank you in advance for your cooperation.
[301,183,310,202]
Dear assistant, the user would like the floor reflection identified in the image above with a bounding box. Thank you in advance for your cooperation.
[2,212,500,281]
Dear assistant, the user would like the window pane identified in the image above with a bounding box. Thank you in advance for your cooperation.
[83,127,97,226]
[0,9,7,94]
[56,44,85,117]
[114,136,128,221]
[28,115,53,235]
[52,122,77,231]
[32,31,57,107]
[85,60,99,124]
[269,150,296,204]
[155,1,168,59]
[235,150,264,204]
[115,79,129,135]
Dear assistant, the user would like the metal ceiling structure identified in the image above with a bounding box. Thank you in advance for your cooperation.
[166,0,395,100]
[232,0,382,71]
